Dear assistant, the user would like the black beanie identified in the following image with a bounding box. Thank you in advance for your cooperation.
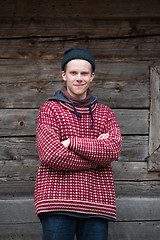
[61,48,95,71]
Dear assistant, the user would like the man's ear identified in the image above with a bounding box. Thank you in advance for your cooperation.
[90,72,95,82]
[62,71,66,81]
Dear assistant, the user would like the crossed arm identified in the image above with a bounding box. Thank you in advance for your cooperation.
[36,104,121,171]
[62,133,109,148]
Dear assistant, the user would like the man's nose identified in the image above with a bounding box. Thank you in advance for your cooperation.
[76,73,82,80]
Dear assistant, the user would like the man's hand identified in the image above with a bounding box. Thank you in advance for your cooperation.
[97,133,109,140]
[61,138,70,148]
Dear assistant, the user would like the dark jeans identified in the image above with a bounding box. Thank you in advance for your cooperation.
[40,213,108,240]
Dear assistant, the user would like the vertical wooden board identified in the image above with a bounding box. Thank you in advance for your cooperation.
[148,66,160,171]
[149,66,160,154]
[148,147,160,171]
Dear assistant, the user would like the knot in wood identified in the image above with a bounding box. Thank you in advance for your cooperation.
[19,121,24,126]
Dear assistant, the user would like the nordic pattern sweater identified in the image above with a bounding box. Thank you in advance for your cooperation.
[34,99,122,219]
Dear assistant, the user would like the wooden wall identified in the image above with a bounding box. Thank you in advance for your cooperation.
[0,0,160,239]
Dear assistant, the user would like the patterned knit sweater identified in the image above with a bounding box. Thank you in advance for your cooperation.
[34,95,122,219]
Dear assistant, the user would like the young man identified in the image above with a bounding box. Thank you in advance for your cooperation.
[34,48,122,240]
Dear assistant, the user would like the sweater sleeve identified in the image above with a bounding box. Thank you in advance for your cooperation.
[36,104,97,171]
[69,109,122,167]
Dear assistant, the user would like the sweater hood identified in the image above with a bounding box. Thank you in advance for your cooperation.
[48,90,97,106]
[48,90,98,129]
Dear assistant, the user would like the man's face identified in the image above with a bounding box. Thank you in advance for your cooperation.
[62,59,94,100]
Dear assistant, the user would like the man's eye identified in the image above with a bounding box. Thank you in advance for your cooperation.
[71,72,76,75]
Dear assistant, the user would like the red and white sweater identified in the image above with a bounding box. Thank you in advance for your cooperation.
[34,100,122,219]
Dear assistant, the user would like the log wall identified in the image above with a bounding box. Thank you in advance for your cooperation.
[0,0,160,239]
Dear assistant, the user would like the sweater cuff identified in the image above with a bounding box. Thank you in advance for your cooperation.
[69,137,77,152]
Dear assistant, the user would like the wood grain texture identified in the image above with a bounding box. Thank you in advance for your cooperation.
[0,17,160,38]
[147,146,160,171]
[108,221,160,240]
[1,0,160,17]
[149,66,160,154]
[0,37,160,60]
[112,162,160,181]
[148,66,160,171]
[0,60,150,108]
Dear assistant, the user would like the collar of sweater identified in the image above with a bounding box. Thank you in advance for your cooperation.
[59,101,97,114]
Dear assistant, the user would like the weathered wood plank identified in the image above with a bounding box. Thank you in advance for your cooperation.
[1,180,159,200]
[0,60,150,84]
[108,221,160,240]
[0,60,150,108]
[1,0,160,24]
[148,66,160,171]
[0,181,35,199]
[0,137,37,160]
[147,147,160,172]
[114,181,160,198]
[0,223,41,240]
[0,36,160,60]
[0,109,149,136]
[0,59,61,84]
[112,162,160,181]
[120,136,148,161]
[0,221,160,240]
[0,110,38,136]
[0,161,159,182]
[0,17,160,39]
[114,110,148,135]
[0,159,38,181]
[0,197,159,224]
[149,66,160,154]
[116,197,160,221]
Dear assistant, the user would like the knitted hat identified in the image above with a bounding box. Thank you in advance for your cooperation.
[61,48,95,71]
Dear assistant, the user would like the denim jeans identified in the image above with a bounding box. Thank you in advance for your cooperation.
[40,213,108,240]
